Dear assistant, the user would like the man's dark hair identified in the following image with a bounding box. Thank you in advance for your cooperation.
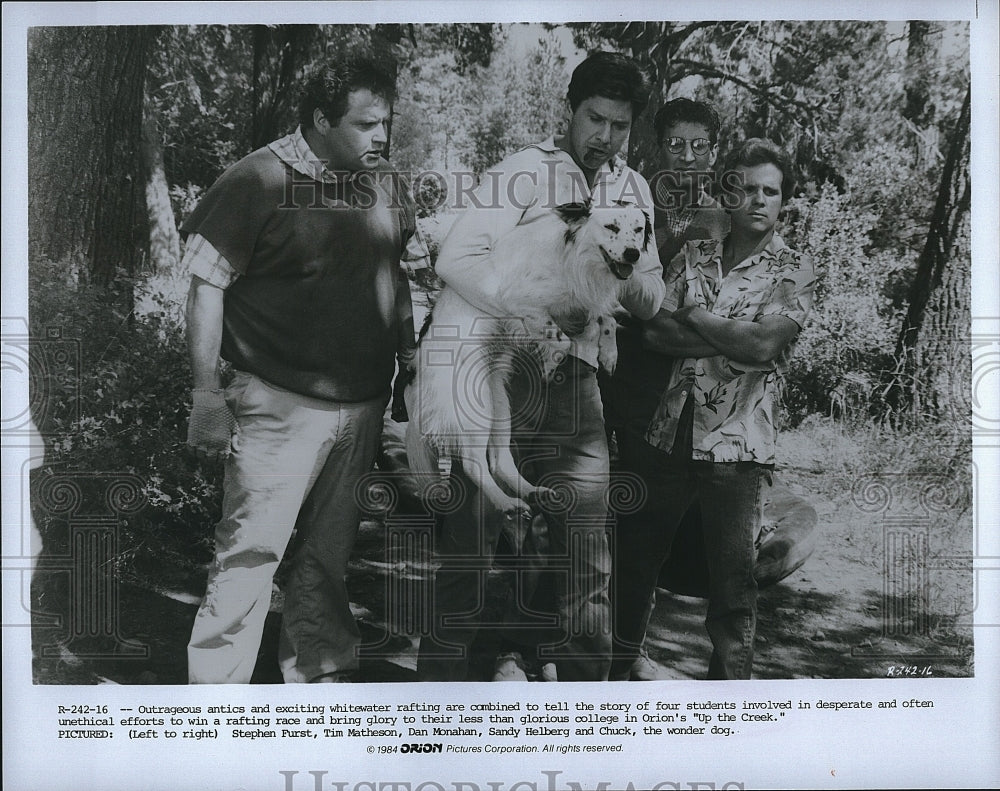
[297,54,396,130]
[654,98,722,144]
[567,51,651,120]
[722,137,796,203]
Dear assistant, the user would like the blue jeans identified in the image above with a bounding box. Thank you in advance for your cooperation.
[610,429,767,680]
[416,356,612,681]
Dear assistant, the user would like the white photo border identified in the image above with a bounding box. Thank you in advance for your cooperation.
[3,2,997,790]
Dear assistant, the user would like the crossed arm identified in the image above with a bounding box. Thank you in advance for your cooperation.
[642,304,801,366]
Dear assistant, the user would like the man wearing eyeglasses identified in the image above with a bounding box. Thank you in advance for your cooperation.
[648,99,730,264]
[601,98,729,681]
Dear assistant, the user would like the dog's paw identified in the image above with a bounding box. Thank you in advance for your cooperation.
[597,314,619,374]
[502,500,534,524]
[597,347,618,375]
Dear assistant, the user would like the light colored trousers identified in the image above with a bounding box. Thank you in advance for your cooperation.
[188,371,385,683]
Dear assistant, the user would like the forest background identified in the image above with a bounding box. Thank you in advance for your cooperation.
[21,20,977,679]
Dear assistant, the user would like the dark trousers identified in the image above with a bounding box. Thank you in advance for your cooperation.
[609,429,767,680]
[417,356,612,681]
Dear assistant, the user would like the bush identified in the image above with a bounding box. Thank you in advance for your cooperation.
[780,182,908,425]
[29,258,220,573]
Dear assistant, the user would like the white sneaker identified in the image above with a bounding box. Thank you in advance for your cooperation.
[492,652,529,682]
[310,672,352,683]
[629,648,669,681]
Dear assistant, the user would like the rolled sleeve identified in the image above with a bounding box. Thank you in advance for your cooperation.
[759,252,816,329]
[401,223,432,274]
[182,233,239,289]
[659,250,688,313]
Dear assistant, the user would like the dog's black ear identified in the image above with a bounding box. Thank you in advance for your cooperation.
[555,202,591,244]
[644,212,653,250]
[554,202,591,225]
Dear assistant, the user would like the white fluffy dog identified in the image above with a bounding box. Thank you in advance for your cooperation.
[404,201,651,519]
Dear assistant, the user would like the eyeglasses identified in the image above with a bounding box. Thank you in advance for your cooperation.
[661,137,714,156]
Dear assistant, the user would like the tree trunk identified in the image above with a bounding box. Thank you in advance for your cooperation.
[251,25,319,150]
[251,26,269,150]
[27,26,156,283]
[621,23,677,175]
[141,108,180,274]
[903,21,942,170]
[893,82,971,419]
[912,199,971,425]
[372,24,417,161]
[903,21,936,126]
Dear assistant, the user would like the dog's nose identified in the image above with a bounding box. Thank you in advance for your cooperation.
[623,248,639,263]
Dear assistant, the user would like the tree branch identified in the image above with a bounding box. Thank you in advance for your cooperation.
[663,20,724,48]
[669,56,828,120]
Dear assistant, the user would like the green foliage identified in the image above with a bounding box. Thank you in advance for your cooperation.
[462,33,569,174]
[25,21,971,582]
[419,23,497,75]
[392,51,474,173]
[148,26,254,188]
[149,24,381,190]
[392,30,568,176]
[30,257,220,565]
[779,181,909,424]
[817,142,931,264]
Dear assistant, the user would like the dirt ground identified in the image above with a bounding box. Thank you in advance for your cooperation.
[30,417,973,685]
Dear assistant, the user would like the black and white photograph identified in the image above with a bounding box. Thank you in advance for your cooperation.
[3,1,998,789]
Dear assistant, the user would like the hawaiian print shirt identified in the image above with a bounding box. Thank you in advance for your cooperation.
[645,233,816,465]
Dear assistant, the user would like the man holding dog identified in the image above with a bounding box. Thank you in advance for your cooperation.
[602,97,730,680]
[182,54,417,683]
[417,52,665,682]
[609,138,816,680]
